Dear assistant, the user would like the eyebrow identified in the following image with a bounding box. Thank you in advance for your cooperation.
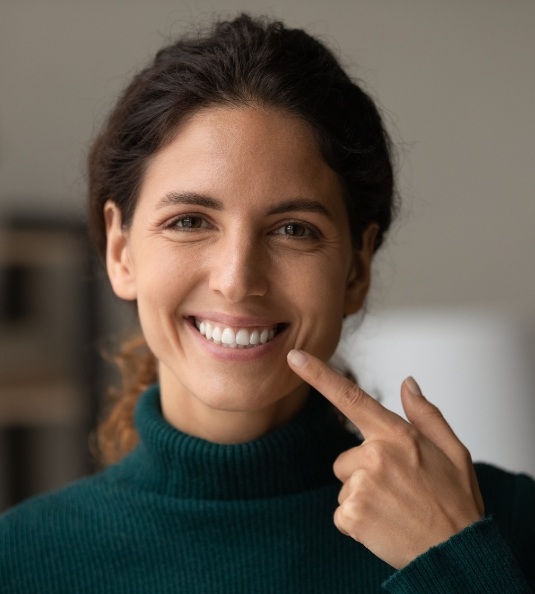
[157,191,333,220]
[157,191,224,210]
[266,198,333,221]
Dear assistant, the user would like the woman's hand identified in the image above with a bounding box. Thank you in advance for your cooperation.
[287,349,485,569]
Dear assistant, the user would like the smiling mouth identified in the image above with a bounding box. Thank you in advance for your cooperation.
[193,318,286,348]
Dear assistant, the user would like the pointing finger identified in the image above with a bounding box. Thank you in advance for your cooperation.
[287,349,405,439]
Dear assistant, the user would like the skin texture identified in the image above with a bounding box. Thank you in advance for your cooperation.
[287,349,485,569]
[105,105,376,443]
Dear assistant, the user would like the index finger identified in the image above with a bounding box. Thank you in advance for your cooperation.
[287,349,404,439]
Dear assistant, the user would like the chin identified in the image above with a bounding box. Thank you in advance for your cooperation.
[195,376,303,413]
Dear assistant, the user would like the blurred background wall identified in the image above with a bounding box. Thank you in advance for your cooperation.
[1,0,534,507]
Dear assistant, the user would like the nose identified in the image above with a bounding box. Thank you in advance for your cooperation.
[208,233,268,302]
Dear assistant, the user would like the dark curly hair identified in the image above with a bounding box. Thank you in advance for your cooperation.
[88,14,397,464]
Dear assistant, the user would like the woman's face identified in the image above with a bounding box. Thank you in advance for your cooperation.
[105,106,375,435]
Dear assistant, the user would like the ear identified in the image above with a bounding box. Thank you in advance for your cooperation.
[343,224,378,316]
[104,200,137,301]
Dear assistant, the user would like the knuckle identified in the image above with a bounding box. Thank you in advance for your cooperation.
[396,422,418,444]
[334,383,367,414]
[333,456,343,480]
[333,457,343,480]
[361,440,386,469]
[333,461,350,483]
[455,443,473,468]
[339,497,360,524]
[335,495,367,541]
[347,470,366,493]
[394,425,424,465]
[333,449,353,481]
[420,400,444,420]
[311,360,329,383]
[333,506,350,536]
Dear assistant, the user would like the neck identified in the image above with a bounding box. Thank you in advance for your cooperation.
[158,368,310,444]
[128,385,359,500]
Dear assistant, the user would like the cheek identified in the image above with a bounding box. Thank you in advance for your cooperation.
[136,246,197,301]
[288,257,349,314]
[284,258,348,356]
[134,252,198,335]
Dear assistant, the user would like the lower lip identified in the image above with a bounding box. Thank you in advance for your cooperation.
[185,318,287,362]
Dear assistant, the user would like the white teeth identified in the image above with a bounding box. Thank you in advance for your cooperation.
[212,326,222,343]
[221,328,235,345]
[235,329,250,346]
[194,319,279,348]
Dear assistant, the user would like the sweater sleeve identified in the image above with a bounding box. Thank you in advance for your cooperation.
[382,517,532,593]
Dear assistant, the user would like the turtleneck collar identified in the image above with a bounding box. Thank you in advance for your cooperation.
[120,385,359,501]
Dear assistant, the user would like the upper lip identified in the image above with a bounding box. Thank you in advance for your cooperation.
[186,312,285,328]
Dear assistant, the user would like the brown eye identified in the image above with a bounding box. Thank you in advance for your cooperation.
[273,222,314,238]
[170,215,210,230]
[179,216,202,228]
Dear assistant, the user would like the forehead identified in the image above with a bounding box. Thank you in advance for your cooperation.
[139,105,346,218]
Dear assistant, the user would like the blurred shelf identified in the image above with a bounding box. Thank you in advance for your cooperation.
[0,379,88,427]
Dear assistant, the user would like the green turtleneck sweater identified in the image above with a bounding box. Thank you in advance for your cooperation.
[1,386,534,593]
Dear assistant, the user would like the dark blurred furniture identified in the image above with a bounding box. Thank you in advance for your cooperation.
[0,219,101,510]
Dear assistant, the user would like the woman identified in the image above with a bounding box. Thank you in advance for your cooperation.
[1,14,533,593]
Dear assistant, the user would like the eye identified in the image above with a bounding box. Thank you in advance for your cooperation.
[272,222,317,238]
[167,215,211,230]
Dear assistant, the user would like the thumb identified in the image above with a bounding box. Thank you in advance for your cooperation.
[401,377,461,460]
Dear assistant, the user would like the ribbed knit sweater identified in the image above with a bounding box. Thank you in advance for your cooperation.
[1,386,534,593]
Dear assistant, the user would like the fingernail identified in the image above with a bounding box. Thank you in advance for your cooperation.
[287,349,308,367]
[405,376,423,397]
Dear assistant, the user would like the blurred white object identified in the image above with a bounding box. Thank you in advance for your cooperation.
[338,309,535,478]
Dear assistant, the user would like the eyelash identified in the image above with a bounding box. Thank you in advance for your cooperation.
[270,221,320,240]
[164,214,320,240]
[165,214,212,231]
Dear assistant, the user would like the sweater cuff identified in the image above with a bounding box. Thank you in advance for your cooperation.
[383,517,531,593]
